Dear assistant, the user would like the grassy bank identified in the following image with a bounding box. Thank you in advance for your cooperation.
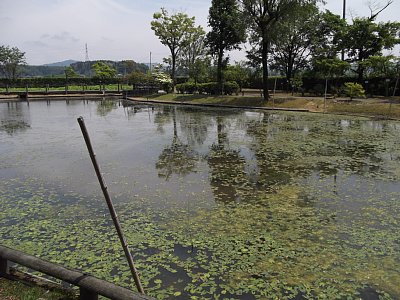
[144,93,400,119]
[0,278,76,300]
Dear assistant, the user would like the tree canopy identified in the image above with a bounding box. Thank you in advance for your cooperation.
[151,8,200,87]
[342,17,400,80]
[91,62,116,79]
[241,0,320,100]
[0,45,26,80]
[207,0,246,94]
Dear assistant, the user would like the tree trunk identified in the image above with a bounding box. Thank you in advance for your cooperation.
[171,53,176,91]
[357,65,364,82]
[217,48,224,95]
[261,36,270,101]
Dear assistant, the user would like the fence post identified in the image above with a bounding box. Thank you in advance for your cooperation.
[79,287,99,300]
[0,256,9,277]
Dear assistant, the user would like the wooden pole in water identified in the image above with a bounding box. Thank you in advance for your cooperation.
[77,116,145,294]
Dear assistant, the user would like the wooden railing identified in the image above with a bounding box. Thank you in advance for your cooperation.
[0,245,155,300]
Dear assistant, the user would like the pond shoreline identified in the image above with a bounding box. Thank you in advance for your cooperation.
[126,96,400,121]
[126,97,310,112]
[1,93,399,121]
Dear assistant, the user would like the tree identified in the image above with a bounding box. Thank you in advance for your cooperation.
[128,71,152,88]
[207,0,246,94]
[92,61,116,79]
[151,8,199,88]
[309,10,347,61]
[0,45,26,80]
[240,0,319,101]
[152,65,173,92]
[179,26,208,81]
[224,62,250,92]
[361,55,398,78]
[315,57,350,97]
[270,2,319,81]
[64,66,79,79]
[190,57,212,84]
[315,58,350,79]
[342,17,400,80]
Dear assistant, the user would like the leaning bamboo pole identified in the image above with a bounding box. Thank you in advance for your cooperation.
[77,116,145,294]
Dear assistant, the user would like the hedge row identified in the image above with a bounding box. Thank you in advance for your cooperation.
[176,81,240,95]
[248,76,399,97]
[0,77,123,88]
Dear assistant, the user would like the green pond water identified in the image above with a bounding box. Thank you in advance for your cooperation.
[0,99,400,299]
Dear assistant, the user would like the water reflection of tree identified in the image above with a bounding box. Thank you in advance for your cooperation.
[177,107,212,147]
[246,113,394,188]
[0,102,31,136]
[96,100,117,117]
[155,106,198,180]
[207,115,255,203]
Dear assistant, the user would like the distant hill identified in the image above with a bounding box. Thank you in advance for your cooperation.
[43,60,78,67]
[20,65,65,77]
[18,60,149,77]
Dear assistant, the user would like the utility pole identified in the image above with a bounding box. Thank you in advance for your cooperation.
[341,0,346,61]
[85,43,91,77]
[149,51,152,74]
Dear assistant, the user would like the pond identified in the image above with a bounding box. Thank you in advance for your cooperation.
[1,99,400,299]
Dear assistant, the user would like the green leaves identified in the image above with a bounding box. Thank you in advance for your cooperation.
[151,8,200,84]
[91,62,116,79]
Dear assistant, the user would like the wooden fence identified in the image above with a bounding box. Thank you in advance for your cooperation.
[0,245,155,300]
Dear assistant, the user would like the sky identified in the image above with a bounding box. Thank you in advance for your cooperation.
[0,0,399,65]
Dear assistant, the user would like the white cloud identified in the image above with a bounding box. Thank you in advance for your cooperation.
[1,0,398,65]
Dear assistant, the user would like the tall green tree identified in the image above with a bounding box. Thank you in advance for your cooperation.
[206,0,246,94]
[151,8,199,88]
[309,11,347,61]
[241,0,319,101]
[270,2,319,81]
[179,26,208,81]
[342,17,400,80]
[0,45,26,80]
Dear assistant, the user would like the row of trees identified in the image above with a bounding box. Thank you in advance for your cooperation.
[151,0,400,100]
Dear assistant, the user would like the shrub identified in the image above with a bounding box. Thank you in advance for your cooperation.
[175,82,197,94]
[224,81,240,95]
[343,82,365,100]
[198,82,219,95]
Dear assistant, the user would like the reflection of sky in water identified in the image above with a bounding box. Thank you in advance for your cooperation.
[1,99,400,208]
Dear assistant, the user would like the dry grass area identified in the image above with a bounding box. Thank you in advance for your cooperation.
[145,92,400,119]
